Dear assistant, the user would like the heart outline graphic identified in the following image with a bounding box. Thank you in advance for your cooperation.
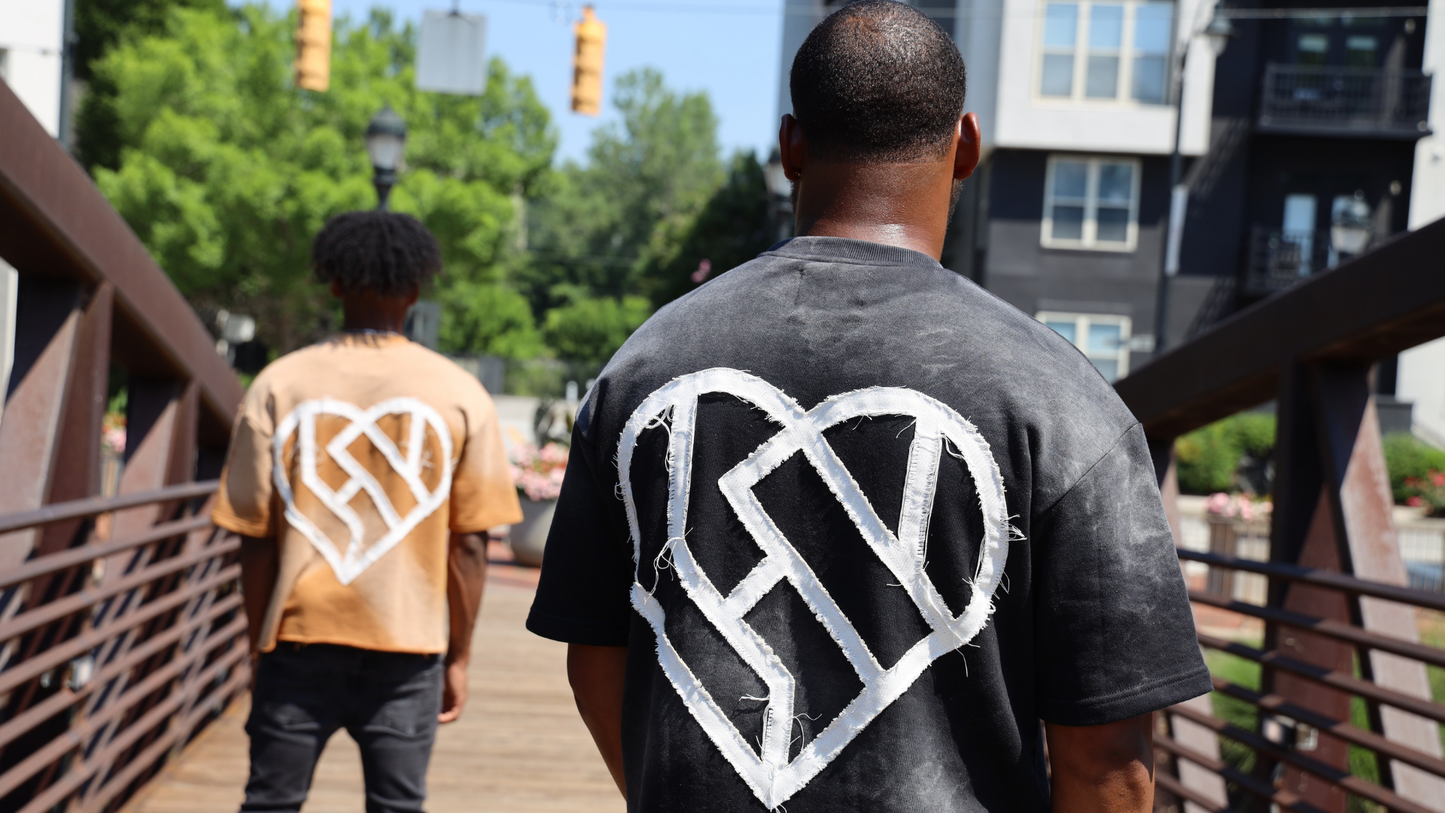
[617,368,1010,809]
[273,397,454,585]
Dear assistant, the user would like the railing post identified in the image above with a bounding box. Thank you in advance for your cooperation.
[1313,363,1445,809]
[1264,361,1357,813]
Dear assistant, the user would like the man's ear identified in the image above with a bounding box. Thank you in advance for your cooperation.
[953,113,982,181]
[779,114,807,182]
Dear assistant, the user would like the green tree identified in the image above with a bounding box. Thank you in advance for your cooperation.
[634,150,774,308]
[81,4,556,354]
[521,68,724,314]
[73,0,228,170]
[541,295,652,366]
[439,282,544,359]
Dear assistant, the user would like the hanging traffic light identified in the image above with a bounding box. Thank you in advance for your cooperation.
[571,6,606,116]
[296,0,332,92]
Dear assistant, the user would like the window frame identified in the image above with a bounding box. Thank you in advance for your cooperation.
[1034,0,1176,106]
[1041,154,1143,251]
[1036,311,1133,381]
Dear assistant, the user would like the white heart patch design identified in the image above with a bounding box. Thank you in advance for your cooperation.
[617,369,1010,809]
[273,397,454,585]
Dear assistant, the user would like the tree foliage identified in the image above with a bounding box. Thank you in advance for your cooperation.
[80,4,555,353]
[520,68,723,316]
[541,295,652,366]
[634,150,775,308]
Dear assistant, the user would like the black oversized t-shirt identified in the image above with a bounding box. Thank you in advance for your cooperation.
[527,237,1210,813]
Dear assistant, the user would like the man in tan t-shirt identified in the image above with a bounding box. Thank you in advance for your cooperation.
[212,211,522,813]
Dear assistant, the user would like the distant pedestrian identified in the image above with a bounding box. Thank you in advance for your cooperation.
[213,211,522,813]
[526,2,1209,811]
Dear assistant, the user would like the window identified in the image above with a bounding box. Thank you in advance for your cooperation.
[1042,155,1141,250]
[1037,1,1175,104]
[1037,312,1132,381]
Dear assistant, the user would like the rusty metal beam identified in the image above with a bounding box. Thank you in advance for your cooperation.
[0,79,241,435]
[1115,217,1445,438]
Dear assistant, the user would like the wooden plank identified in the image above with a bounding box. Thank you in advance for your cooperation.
[118,564,624,813]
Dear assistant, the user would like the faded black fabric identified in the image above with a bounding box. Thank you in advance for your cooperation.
[527,236,1209,812]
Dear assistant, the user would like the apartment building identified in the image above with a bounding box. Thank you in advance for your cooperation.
[777,0,1442,439]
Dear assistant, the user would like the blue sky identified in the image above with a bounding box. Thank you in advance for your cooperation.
[243,0,788,165]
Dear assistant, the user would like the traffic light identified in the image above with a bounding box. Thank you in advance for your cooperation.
[296,0,332,92]
[571,6,606,116]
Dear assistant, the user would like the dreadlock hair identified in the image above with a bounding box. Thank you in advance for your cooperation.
[312,211,442,297]
[790,0,967,163]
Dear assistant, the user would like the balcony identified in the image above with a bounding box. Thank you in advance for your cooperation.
[1257,64,1432,138]
[1244,226,1336,297]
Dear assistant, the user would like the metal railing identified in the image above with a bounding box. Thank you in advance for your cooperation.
[0,78,247,812]
[1245,226,1336,297]
[1258,64,1432,138]
[1118,216,1445,812]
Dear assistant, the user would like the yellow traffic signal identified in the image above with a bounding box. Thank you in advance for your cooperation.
[571,6,606,116]
[296,0,332,92]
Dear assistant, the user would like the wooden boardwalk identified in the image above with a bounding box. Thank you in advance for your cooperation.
[122,553,625,813]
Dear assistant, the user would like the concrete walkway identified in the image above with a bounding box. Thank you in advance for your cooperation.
[121,549,624,813]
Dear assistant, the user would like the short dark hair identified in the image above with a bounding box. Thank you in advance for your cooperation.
[790,0,967,163]
[312,211,442,296]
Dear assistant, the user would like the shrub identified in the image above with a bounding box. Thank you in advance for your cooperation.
[1382,432,1445,502]
[1175,412,1277,495]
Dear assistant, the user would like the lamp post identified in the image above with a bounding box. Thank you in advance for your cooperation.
[365,105,407,210]
[1153,9,1233,355]
[764,148,793,243]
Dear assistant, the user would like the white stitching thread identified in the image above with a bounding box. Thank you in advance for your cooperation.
[617,369,1009,808]
[273,397,454,586]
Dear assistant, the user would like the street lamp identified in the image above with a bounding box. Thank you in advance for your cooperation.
[365,105,407,210]
[764,148,793,243]
[1154,8,1234,354]
[1330,191,1373,257]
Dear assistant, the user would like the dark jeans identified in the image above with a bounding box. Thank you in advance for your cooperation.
[241,642,443,813]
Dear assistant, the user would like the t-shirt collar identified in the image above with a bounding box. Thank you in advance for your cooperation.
[763,236,944,270]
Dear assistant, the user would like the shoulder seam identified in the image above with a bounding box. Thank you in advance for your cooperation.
[1034,422,1142,520]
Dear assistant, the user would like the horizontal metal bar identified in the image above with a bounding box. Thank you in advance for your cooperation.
[0,481,218,536]
[0,535,237,650]
[1198,632,1445,726]
[13,643,247,813]
[0,615,245,799]
[1210,676,1445,779]
[1169,702,1437,813]
[1154,731,1325,813]
[1189,589,1445,668]
[0,514,215,591]
[0,562,239,698]
[1179,549,1445,612]
[75,660,250,813]
[0,593,242,752]
[1152,770,1231,813]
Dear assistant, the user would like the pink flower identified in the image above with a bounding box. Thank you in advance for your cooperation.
[1408,496,1424,507]
[1431,471,1444,488]
[1239,499,1255,523]
[103,427,126,454]
[691,259,713,284]
[1206,493,1231,516]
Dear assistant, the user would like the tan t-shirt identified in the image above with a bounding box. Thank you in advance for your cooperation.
[212,333,522,654]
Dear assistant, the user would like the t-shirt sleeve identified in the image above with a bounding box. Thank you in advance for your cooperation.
[526,426,635,647]
[212,410,276,539]
[1031,423,1212,726]
[450,394,524,533]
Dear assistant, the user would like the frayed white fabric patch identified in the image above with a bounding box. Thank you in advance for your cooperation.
[617,369,1009,809]
[273,397,454,585]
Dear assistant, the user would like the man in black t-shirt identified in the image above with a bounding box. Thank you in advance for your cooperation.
[526,2,1211,810]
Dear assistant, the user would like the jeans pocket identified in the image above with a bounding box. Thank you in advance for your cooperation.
[362,664,442,739]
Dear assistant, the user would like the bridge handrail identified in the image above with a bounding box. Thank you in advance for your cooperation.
[0,78,245,813]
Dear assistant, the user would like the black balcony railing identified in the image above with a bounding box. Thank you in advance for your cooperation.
[1258,64,1432,138]
[1245,226,1338,297]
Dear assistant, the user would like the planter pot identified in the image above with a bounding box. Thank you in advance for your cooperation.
[509,497,557,568]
